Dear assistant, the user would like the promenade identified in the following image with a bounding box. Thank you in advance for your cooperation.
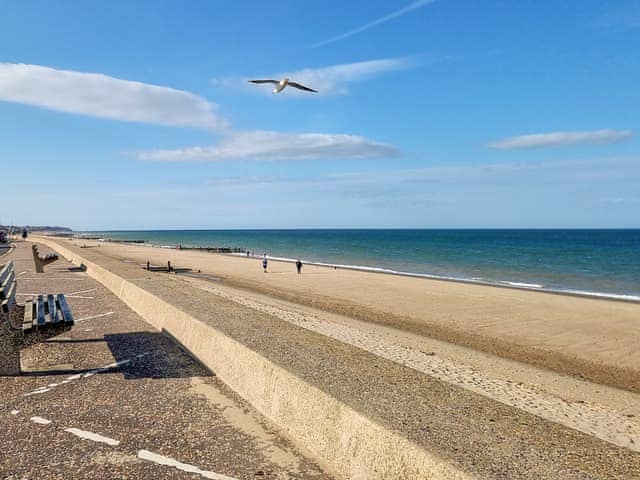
[0,241,330,479]
[22,236,640,479]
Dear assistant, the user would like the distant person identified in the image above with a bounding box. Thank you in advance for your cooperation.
[262,254,268,273]
[22,228,28,239]
[296,259,302,274]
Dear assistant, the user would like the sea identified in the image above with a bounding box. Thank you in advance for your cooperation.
[81,229,640,302]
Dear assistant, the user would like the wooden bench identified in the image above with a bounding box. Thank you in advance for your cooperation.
[31,244,59,273]
[1,261,17,318]
[0,261,74,332]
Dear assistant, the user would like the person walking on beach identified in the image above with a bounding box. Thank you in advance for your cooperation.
[296,258,302,274]
[262,254,268,273]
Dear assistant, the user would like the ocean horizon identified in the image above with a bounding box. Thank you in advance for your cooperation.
[79,228,640,302]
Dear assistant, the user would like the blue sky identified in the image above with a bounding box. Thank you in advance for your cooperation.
[1,0,639,229]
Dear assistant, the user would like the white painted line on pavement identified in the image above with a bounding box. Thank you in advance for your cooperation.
[75,311,114,323]
[65,428,120,446]
[23,352,151,396]
[17,292,92,298]
[138,449,237,480]
[26,387,52,395]
[21,277,86,281]
[67,288,97,296]
[30,416,51,425]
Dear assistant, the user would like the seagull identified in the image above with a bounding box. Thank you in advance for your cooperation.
[248,77,317,94]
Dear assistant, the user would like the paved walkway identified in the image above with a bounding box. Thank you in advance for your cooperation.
[0,241,330,479]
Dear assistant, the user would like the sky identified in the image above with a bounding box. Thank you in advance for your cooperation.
[1,0,639,229]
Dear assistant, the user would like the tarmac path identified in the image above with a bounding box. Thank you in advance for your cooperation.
[1,242,330,480]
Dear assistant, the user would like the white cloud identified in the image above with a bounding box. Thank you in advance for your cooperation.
[310,0,437,48]
[137,130,398,162]
[487,129,633,150]
[214,57,413,96]
[0,63,227,130]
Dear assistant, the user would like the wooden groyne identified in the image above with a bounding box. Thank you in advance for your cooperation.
[106,239,146,244]
[177,246,248,254]
[73,234,103,240]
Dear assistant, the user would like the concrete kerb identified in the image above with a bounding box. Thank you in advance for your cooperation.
[34,236,472,480]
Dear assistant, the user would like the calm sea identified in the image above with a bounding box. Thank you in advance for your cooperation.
[83,229,640,301]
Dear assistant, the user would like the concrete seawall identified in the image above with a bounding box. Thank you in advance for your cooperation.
[35,237,472,480]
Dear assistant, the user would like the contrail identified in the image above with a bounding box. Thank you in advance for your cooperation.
[310,0,437,48]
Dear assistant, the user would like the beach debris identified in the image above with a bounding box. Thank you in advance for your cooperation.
[249,78,317,94]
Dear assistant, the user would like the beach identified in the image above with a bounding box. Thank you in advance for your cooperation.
[83,229,640,301]
[25,235,640,479]
[69,236,640,392]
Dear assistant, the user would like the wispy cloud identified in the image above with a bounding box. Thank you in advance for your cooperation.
[21,155,637,228]
[213,57,414,96]
[310,0,437,48]
[0,63,228,130]
[595,196,640,204]
[487,129,633,150]
[137,130,398,162]
[192,156,640,226]
[202,156,640,189]
[593,5,640,29]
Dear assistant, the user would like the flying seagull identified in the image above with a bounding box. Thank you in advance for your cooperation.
[249,77,317,94]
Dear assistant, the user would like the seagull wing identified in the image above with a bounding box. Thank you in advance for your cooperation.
[248,79,279,85]
[287,82,318,93]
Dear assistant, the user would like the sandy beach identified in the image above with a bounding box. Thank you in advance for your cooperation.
[67,237,640,393]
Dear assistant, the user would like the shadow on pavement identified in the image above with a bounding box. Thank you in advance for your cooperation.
[1,324,212,380]
[105,331,212,379]
[0,306,72,376]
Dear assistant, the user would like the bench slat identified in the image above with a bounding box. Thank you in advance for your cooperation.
[36,295,45,327]
[1,281,16,314]
[0,261,13,286]
[57,294,74,326]
[1,270,15,299]
[53,294,63,324]
[46,294,56,325]
[23,299,34,332]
